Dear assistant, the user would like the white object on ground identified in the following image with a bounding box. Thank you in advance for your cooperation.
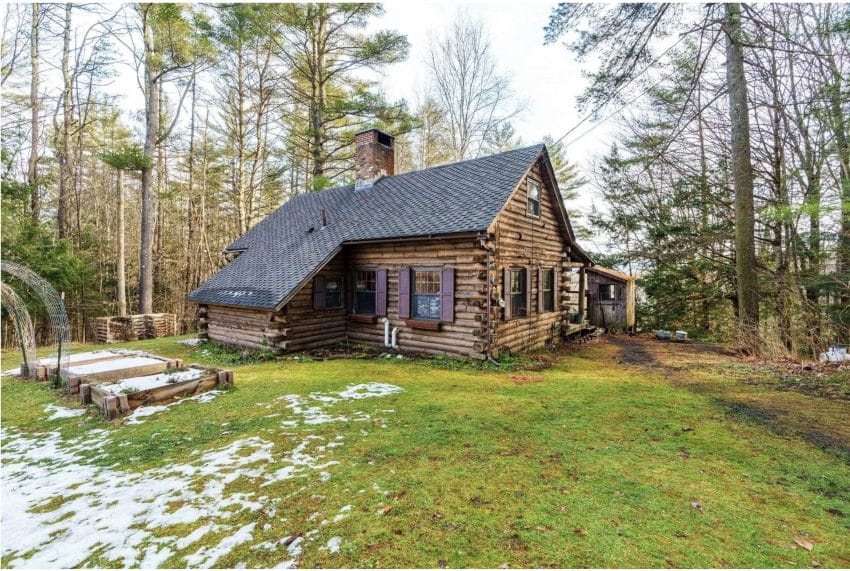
[175,338,205,347]
[819,346,850,363]
[44,404,86,420]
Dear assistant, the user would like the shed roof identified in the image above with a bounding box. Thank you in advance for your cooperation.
[188,144,584,310]
[587,265,635,282]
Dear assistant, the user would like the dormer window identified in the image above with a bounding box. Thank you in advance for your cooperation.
[527,180,541,218]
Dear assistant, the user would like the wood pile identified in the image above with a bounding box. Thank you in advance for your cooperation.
[91,313,178,344]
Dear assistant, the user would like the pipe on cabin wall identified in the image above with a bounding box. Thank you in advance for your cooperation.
[382,317,390,347]
[391,327,398,349]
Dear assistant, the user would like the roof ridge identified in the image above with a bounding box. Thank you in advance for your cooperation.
[295,143,546,199]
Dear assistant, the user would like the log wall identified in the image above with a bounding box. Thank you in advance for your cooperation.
[490,158,585,354]
[283,255,348,351]
[345,238,488,358]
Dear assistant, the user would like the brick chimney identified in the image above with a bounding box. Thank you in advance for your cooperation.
[355,129,394,189]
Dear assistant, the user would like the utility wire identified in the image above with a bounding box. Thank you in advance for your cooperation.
[552,33,687,148]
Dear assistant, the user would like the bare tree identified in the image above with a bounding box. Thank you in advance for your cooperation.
[425,11,521,160]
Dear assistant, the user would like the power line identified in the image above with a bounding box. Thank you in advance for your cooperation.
[551,33,687,148]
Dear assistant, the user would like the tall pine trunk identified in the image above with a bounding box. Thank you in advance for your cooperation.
[139,15,159,314]
[725,3,761,353]
[28,2,40,221]
[57,3,72,238]
[116,169,127,317]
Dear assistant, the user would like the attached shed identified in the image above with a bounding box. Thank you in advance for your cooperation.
[585,266,636,332]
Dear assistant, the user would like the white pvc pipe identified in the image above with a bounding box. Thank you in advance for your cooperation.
[391,327,399,349]
[382,318,390,347]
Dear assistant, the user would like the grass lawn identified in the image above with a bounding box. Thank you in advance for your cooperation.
[1,335,848,568]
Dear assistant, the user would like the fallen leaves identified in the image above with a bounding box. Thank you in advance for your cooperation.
[794,537,814,551]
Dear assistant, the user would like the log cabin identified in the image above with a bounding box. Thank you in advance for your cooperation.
[188,129,631,359]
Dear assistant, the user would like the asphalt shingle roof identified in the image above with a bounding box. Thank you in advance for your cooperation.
[187,144,546,309]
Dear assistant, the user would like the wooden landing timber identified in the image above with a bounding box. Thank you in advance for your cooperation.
[63,354,182,395]
[81,365,233,420]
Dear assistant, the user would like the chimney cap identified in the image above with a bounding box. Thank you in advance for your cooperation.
[355,128,394,147]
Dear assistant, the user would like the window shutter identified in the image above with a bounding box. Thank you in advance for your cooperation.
[503,267,511,320]
[398,267,411,319]
[376,268,388,316]
[345,272,353,312]
[525,267,532,316]
[440,267,455,323]
[313,276,326,309]
[537,268,544,313]
[553,268,560,313]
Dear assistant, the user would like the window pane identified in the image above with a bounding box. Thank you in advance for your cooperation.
[413,294,440,320]
[325,279,341,308]
[509,269,526,316]
[527,181,541,216]
[413,270,440,294]
[412,270,441,319]
[354,270,376,313]
[599,284,615,301]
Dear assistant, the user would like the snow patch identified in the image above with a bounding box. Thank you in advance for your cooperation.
[124,390,224,424]
[44,404,86,420]
[65,356,164,376]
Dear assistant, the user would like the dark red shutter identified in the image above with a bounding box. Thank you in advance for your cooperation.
[345,271,353,312]
[376,268,388,316]
[503,267,511,320]
[525,267,532,316]
[440,267,455,323]
[313,276,326,309]
[398,267,411,318]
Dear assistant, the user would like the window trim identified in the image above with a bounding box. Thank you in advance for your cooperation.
[526,179,541,218]
[411,267,442,321]
[508,267,528,319]
[540,267,555,313]
[353,269,378,315]
[324,277,343,309]
[598,283,616,303]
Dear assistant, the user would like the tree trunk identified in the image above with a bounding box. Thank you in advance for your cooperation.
[57,3,72,238]
[309,5,327,190]
[139,13,159,314]
[725,3,761,353]
[116,169,127,317]
[28,2,40,221]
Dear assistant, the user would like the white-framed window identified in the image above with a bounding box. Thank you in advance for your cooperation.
[412,269,441,320]
[527,180,541,217]
[541,268,555,312]
[510,269,528,317]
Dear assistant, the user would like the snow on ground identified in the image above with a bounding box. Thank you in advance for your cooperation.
[124,390,225,425]
[1,382,403,568]
[65,356,165,376]
[37,350,122,366]
[43,404,86,421]
[99,368,205,395]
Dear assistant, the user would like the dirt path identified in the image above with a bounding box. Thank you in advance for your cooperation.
[607,335,850,462]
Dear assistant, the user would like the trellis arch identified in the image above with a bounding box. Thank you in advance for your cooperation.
[1,260,70,379]
[1,283,37,375]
